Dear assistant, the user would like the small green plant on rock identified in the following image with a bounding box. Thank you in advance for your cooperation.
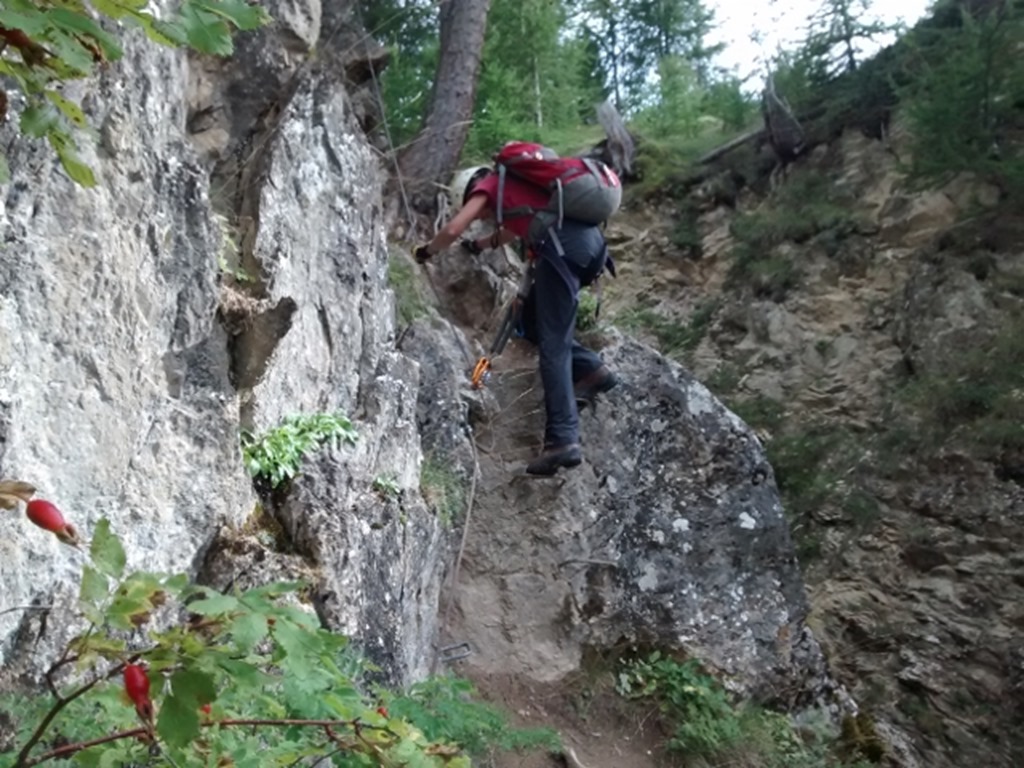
[616,651,878,766]
[241,412,358,489]
[211,211,254,284]
[614,299,718,362]
[389,247,432,326]
[899,316,1024,460]
[575,289,600,333]
[420,455,466,526]
[373,474,401,499]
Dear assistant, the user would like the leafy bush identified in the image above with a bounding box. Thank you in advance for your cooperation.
[727,395,787,433]
[386,676,560,759]
[241,412,359,489]
[618,654,741,757]
[1,519,547,767]
[632,131,736,199]
[0,0,268,185]
[763,422,882,563]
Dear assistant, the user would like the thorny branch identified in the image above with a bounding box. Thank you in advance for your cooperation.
[21,718,387,766]
[16,643,124,768]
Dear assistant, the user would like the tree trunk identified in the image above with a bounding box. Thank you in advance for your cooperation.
[397,0,492,215]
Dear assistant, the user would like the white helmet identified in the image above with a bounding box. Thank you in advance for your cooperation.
[448,165,490,209]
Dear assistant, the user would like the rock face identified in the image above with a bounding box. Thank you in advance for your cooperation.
[0,2,447,686]
[0,26,252,676]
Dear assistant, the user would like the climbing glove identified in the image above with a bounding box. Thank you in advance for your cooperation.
[413,243,433,264]
[460,237,483,256]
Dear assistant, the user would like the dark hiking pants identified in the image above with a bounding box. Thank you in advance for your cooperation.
[521,220,608,448]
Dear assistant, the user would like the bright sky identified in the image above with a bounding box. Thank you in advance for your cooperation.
[706,0,935,83]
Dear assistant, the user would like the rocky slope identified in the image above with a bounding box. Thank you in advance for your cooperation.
[594,122,1024,767]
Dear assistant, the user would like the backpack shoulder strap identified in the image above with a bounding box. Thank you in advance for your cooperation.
[496,163,506,228]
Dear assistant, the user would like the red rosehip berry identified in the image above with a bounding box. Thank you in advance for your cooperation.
[123,664,150,706]
[25,499,81,547]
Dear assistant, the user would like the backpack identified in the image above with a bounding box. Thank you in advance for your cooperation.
[493,141,622,247]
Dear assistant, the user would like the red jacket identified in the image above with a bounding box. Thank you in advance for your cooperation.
[470,173,549,241]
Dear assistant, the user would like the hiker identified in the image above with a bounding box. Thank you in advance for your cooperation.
[414,158,619,476]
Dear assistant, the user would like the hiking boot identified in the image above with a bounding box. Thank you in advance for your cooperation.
[574,366,619,407]
[526,443,582,476]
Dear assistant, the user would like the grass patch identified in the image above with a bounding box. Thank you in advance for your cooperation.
[764,422,882,563]
[901,319,1024,456]
[234,503,289,551]
[388,246,432,326]
[387,675,561,760]
[727,171,861,301]
[576,288,600,333]
[631,128,751,201]
[670,202,704,258]
[420,454,467,526]
[616,651,878,767]
[727,395,787,434]
[877,315,1024,481]
[614,299,719,361]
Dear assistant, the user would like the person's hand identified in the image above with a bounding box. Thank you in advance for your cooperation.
[413,243,433,264]
[460,237,482,256]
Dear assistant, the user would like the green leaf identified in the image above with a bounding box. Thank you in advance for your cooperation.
[138,16,189,47]
[0,9,48,35]
[107,595,152,630]
[163,573,190,592]
[171,668,217,705]
[45,90,87,128]
[271,618,320,669]
[156,691,201,748]
[194,0,271,31]
[50,133,97,187]
[20,103,59,138]
[229,612,268,652]
[89,0,150,20]
[47,7,124,61]
[70,633,125,657]
[45,27,96,75]
[217,657,269,688]
[323,690,363,719]
[181,5,233,56]
[243,580,305,599]
[90,519,126,578]
[79,566,109,605]
[187,593,241,615]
